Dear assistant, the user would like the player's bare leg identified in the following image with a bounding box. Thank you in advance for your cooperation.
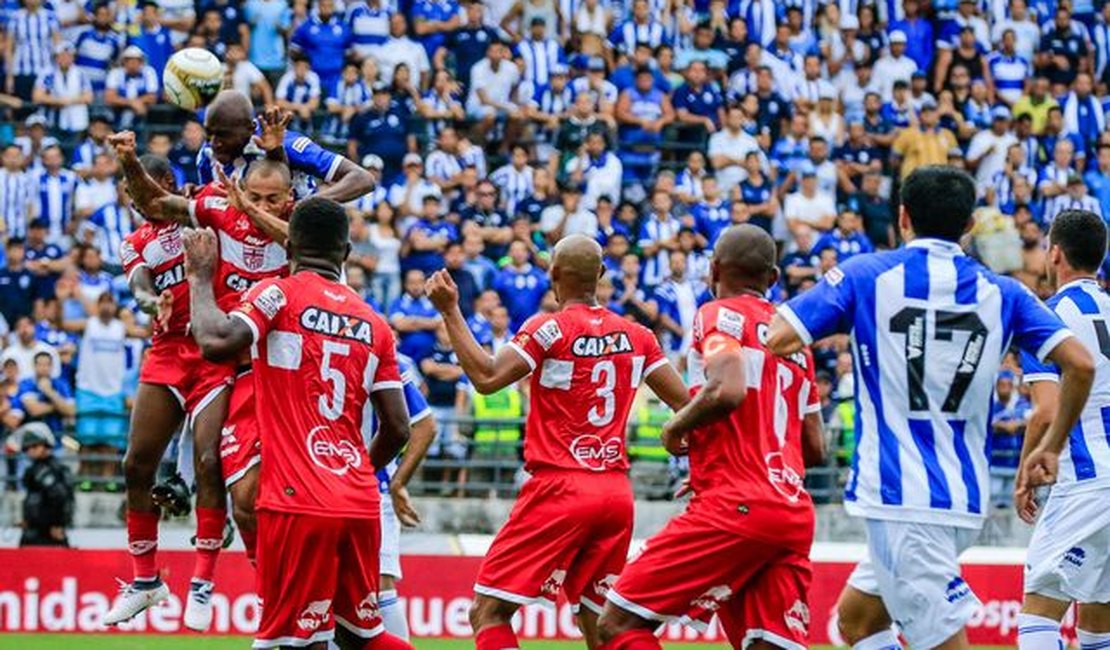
[470,594,522,650]
[103,383,182,625]
[835,586,902,650]
[228,464,259,564]
[185,389,231,632]
[335,626,416,650]
[577,608,600,650]
[596,603,660,650]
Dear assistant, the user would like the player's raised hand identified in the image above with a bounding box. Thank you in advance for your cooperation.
[674,478,694,499]
[182,228,219,281]
[107,131,137,158]
[391,484,421,528]
[425,269,459,313]
[215,165,250,212]
[253,106,292,153]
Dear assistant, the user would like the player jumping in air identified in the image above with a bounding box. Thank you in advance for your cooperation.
[183,197,415,650]
[1016,209,1110,650]
[101,152,232,631]
[106,115,291,630]
[596,224,824,650]
[424,234,690,650]
[767,166,1095,650]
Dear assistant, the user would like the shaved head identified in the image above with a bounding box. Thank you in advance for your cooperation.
[205,90,255,164]
[551,234,604,302]
[206,90,254,126]
[712,225,778,294]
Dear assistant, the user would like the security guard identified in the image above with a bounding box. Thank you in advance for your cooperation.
[18,422,74,547]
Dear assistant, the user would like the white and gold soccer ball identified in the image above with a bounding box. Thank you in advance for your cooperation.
[162,48,223,111]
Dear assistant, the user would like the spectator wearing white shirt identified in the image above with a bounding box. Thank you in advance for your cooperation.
[966,106,1019,191]
[564,129,623,210]
[872,30,918,100]
[389,153,443,219]
[466,40,523,143]
[992,0,1041,63]
[103,47,159,130]
[1045,174,1104,224]
[224,41,274,107]
[1,317,60,381]
[370,13,430,87]
[784,163,837,238]
[74,153,118,221]
[32,43,92,135]
[540,183,598,243]
[157,0,197,46]
[708,105,763,193]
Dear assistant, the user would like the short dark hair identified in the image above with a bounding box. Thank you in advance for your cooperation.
[33,351,53,364]
[139,154,174,182]
[900,166,976,242]
[289,197,348,255]
[1050,209,1108,273]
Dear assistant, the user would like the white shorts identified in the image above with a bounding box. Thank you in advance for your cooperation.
[1025,489,1110,603]
[847,518,981,649]
[380,494,402,579]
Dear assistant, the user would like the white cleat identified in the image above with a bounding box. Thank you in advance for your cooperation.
[183,579,215,632]
[103,578,171,626]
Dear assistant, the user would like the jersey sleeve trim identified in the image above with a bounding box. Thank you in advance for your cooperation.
[186,199,199,227]
[371,380,404,392]
[506,341,537,371]
[125,262,149,283]
[325,154,344,183]
[776,305,814,346]
[803,402,822,414]
[642,357,669,379]
[230,311,260,344]
[1023,372,1060,384]
[1035,329,1075,363]
[409,407,433,425]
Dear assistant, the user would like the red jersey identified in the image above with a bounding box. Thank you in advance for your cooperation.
[189,183,288,311]
[686,295,817,551]
[508,304,667,474]
[120,221,188,341]
[232,272,402,518]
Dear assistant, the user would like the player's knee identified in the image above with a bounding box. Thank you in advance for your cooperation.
[468,596,514,632]
[193,447,222,486]
[231,498,256,532]
[836,604,884,645]
[596,604,639,642]
[121,451,155,488]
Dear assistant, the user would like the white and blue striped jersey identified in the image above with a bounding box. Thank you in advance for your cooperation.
[6,8,59,76]
[369,355,432,493]
[780,238,1072,528]
[987,53,1031,105]
[85,204,134,267]
[33,168,79,245]
[1023,279,1110,496]
[197,129,341,200]
[489,164,534,217]
[515,37,564,86]
[74,27,123,93]
[0,169,33,239]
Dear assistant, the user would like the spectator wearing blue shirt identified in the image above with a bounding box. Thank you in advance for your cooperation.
[1039,6,1088,88]
[610,42,670,93]
[880,81,913,130]
[889,0,934,72]
[412,0,459,58]
[615,66,674,183]
[73,3,122,97]
[835,120,883,196]
[1084,144,1110,219]
[467,289,499,348]
[493,240,550,331]
[440,0,498,89]
[672,61,724,136]
[403,194,457,275]
[389,269,441,363]
[444,242,478,319]
[1062,73,1104,151]
[290,0,351,97]
[737,153,778,234]
[349,84,414,180]
[0,238,34,327]
[24,220,64,302]
[14,351,74,436]
[245,0,293,80]
[988,369,1029,508]
[129,2,174,85]
[690,176,730,247]
[811,211,875,263]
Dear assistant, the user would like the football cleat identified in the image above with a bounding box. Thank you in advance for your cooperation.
[102,578,170,626]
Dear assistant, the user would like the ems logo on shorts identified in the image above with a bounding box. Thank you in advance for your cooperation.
[1064,546,1087,569]
[540,569,567,596]
[356,593,380,621]
[534,319,563,350]
[297,599,332,631]
[944,577,971,604]
[784,600,810,634]
[689,585,732,614]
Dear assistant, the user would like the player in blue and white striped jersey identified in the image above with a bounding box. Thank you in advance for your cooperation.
[768,166,1094,650]
[1016,210,1110,650]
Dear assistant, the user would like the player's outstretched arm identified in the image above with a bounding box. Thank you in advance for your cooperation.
[766,313,805,357]
[183,228,254,360]
[425,270,531,394]
[661,334,746,448]
[802,412,826,467]
[109,132,191,224]
[1014,379,1057,523]
[369,387,411,471]
[315,157,375,204]
[391,413,436,527]
[1021,336,1094,490]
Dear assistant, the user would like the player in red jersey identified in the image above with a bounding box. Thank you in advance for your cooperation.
[424,235,690,650]
[107,117,291,630]
[183,197,415,650]
[596,225,825,650]
[99,148,240,630]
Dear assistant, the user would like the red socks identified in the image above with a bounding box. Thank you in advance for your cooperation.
[127,510,160,582]
[476,624,519,650]
[599,629,663,650]
[192,507,226,582]
[367,631,416,650]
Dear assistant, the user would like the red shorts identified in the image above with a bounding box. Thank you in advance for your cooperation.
[608,505,812,650]
[254,510,384,648]
[139,335,234,415]
[475,470,633,613]
[220,369,261,487]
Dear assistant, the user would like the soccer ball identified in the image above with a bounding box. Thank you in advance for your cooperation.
[163,48,223,111]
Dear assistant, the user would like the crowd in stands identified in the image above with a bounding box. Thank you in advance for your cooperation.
[0,0,1099,498]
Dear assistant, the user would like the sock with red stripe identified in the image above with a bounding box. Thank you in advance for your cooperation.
[127,510,160,582]
[475,624,519,650]
[599,629,662,650]
[192,507,226,582]
[366,631,415,650]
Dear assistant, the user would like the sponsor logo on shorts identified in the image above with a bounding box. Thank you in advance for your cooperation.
[297,599,332,631]
[945,577,971,604]
[1064,546,1087,568]
[540,570,566,596]
[571,333,632,357]
[300,307,374,344]
[689,585,732,614]
[715,308,744,339]
[593,574,619,598]
[254,285,287,319]
[766,452,805,503]
[356,593,379,621]
[306,426,363,476]
[784,600,810,635]
[533,320,563,350]
[569,435,623,471]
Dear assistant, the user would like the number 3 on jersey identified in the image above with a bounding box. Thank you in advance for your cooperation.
[319,340,350,421]
[588,360,617,427]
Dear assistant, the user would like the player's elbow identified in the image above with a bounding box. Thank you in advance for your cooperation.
[338,165,375,202]
[471,376,504,396]
[706,379,746,412]
[197,336,237,363]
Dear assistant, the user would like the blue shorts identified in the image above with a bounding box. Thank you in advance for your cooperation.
[76,389,128,448]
